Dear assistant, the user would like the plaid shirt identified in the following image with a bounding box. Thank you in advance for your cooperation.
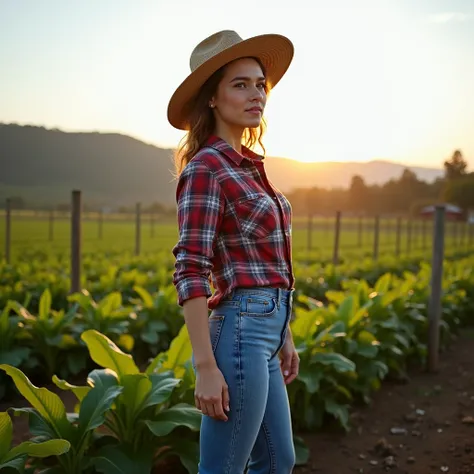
[172,135,295,309]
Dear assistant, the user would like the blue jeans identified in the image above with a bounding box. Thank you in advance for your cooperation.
[193,287,296,474]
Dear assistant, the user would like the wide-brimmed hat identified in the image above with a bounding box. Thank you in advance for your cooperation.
[167,30,294,130]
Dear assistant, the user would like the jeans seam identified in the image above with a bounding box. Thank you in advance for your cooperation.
[262,419,277,473]
[225,312,243,474]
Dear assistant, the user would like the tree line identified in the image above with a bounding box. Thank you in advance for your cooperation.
[286,150,473,217]
[4,149,472,219]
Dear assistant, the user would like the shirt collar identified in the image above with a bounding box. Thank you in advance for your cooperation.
[205,135,264,166]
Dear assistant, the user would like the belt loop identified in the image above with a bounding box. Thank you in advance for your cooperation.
[277,288,281,309]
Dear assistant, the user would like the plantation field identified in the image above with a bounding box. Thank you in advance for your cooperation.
[0,211,474,472]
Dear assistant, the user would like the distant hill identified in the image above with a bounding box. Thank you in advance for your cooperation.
[0,123,444,209]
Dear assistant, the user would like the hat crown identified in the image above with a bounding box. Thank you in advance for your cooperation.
[190,30,244,72]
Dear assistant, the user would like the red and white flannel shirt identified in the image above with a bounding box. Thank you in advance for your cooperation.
[172,135,295,310]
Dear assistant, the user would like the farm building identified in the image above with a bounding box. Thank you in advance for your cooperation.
[419,203,464,221]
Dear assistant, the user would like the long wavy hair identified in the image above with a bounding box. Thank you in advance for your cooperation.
[173,57,269,178]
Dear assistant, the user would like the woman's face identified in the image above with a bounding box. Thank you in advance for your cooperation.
[210,57,267,131]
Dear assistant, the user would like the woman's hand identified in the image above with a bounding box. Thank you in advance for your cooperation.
[279,334,299,385]
[194,363,230,421]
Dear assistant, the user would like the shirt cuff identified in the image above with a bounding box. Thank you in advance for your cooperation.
[175,276,212,306]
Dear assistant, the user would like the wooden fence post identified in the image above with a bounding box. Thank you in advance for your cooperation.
[135,202,141,256]
[373,215,380,261]
[357,216,363,248]
[406,218,412,254]
[49,209,54,241]
[395,217,402,257]
[150,213,155,238]
[332,211,341,265]
[98,210,103,240]
[70,190,82,294]
[5,198,11,264]
[307,214,312,252]
[427,206,445,372]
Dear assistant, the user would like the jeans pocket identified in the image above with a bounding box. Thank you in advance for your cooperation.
[243,295,278,317]
[208,314,225,352]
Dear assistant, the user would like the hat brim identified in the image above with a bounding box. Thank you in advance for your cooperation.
[167,33,294,130]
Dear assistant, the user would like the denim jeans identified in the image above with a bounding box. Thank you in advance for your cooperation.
[193,286,296,474]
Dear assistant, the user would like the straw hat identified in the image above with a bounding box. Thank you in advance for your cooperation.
[167,30,294,130]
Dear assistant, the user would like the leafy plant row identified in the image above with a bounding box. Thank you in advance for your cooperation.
[1,256,473,472]
[0,328,202,473]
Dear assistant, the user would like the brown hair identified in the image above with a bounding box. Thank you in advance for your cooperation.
[173,57,269,178]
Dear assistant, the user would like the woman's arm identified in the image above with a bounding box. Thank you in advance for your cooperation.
[172,158,229,420]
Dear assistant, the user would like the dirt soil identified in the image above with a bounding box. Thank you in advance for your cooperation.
[3,329,474,474]
[295,328,474,474]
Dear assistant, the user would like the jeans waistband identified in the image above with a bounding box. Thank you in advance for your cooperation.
[227,286,294,307]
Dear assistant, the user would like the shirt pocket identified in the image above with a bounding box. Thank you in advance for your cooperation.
[233,192,279,241]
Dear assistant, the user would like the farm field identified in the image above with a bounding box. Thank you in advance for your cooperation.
[0,215,473,473]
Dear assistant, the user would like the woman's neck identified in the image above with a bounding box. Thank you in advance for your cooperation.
[213,124,244,154]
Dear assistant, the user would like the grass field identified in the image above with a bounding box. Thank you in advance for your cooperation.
[1,211,472,263]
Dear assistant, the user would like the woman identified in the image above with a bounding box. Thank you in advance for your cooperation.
[168,30,299,474]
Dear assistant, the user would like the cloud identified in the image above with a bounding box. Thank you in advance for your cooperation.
[428,12,473,23]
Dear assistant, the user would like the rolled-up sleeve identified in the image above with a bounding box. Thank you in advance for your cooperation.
[172,158,225,306]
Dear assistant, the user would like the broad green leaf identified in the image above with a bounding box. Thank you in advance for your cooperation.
[39,289,52,321]
[0,365,70,438]
[324,399,349,431]
[297,366,322,394]
[145,403,201,436]
[68,291,95,310]
[389,345,404,357]
[357,330,376,345]
[133,285,154,308]
[349,300,373,328]
[325,290,346,306]
[120,374,151,418]
[0,348,31,367]
[78,385,123,437]
[313,321,346,345]
[91,445,152,474]
[312,352,356,373]
[374,273,392,294]
[143,373,181,409]
[356,344,379,358]
[87,369,119,391]
[98,292,122,316]
[394,333,410,349]
[147,324,191,377]
[337,295,358,326]
[293,436,309,466]
[9,408,56,441]
[81,330,139,378]
[0,455,27,472]
[290,309,321,341]
[116,334,134,352]
[5,439,70,461]
[0,412,12,461]
[52,375,90,402]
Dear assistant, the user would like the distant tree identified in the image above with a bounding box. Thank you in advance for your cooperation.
[444,149,468,180]
[400,168,418,183]
[348,175,369,213]
[444,174,474,212]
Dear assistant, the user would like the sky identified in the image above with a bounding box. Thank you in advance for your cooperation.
[1,0,473,167]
